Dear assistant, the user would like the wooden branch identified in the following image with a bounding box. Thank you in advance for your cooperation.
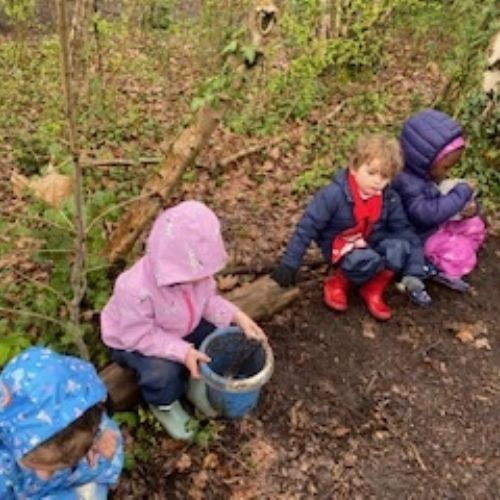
[100,275,299,411]
[218,134,286,168]
[220,256,325,276]
[81,157,162,168]
[104,106,219,264]
[318,0,333,40]
[57,0,89,361]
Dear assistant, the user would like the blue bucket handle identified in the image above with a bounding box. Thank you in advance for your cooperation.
[199,326,274,393]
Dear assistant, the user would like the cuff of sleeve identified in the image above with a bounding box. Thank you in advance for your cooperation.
[164,339,192,363]
[454,183,473,200]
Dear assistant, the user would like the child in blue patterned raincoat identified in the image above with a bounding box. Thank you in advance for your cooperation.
[0,347,123,499]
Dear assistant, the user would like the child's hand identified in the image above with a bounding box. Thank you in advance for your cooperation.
[466,178,477,191]
[185,347,211,379]
[233,310,267,341]
[87,429,117,467]
[353,237,367,249]
[460,200,477,218]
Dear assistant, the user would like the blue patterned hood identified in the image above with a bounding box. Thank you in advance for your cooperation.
[0,347,107,461]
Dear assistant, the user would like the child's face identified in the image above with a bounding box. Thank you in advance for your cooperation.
[20,455,76,480]
[429,149,463,182]
[351,158,390,197]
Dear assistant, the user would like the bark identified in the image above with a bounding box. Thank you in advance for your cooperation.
[69,0,93,62]
[248,1,278,48]
[318,0,333,40]
[104,106,220,264]
[483,30,500,94]
[100,276,299,410]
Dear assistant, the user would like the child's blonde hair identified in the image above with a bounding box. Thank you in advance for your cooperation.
[348,134,403,179]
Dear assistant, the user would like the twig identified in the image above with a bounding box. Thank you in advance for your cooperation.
[11,268,71,309]
[57,0,89,360]
[379,413,428,472]
[81,157,162,168]
[0,306,68,329]
[86,263,111,274]
[86,190,158,235]
[217,135,287,168]
[18,214,75,233]
[220,257,325,277]
[215,442,254,473]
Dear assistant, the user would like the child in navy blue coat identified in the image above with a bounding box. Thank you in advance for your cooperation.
[272,134,431,321]
[393,109,484,291]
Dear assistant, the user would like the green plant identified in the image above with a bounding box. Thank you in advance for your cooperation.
[193,419,225,447]
[452,93,500,210]
[0,325,32,367]
[0,0,35,22]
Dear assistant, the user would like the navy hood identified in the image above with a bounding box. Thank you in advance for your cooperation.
[400,109,462,179]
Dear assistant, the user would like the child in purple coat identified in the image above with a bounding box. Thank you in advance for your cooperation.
[101,201,266,441]
[393,109,486,290]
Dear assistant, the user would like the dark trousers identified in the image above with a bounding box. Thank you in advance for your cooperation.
[111,320,216,406]
[339,238,411,285]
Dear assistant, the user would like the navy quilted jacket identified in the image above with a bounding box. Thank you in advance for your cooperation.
[393,109,473,236]
[281,169,425,276]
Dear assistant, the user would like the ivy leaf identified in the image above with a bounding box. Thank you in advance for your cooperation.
[221,40,238,56]
[241,45,257,65]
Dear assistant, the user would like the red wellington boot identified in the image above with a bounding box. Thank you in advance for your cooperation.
[323,270,350,311]
[359,269,394,321]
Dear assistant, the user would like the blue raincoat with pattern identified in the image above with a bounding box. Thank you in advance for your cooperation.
[0,347,123,499]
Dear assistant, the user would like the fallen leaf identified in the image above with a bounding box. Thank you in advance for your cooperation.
[333,426,351,438]
[245,437,278,471]
[343,452,357,467]
[202,452,219,469]
[191,470,209,489]
[289,400,309,429]
[456,327,475,343]
[474,337,492,350]
[362,319,377,339]
[175,453,192,472]
[11,167,73,208]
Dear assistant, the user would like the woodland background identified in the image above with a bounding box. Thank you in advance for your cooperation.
[0,1,499,497]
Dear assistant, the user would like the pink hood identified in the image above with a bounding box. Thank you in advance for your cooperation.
[146,200,228,286]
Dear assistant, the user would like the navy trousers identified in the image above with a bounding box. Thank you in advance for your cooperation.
[111,320,216,406]
[339,238,411,285]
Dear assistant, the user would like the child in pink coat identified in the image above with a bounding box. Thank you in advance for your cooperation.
[101,201,266,440]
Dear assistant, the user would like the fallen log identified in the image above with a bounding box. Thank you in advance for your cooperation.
[101,275,299,410]
[105,106,219,264]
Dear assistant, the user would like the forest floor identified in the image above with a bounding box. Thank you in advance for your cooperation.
[113,237,500,500]
[111,34,500,500]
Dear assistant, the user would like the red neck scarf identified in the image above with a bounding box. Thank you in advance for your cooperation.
[331,171,383,263]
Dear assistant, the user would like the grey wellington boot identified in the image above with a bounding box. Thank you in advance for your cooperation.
[187,378,219,418]
[149,400,197,441]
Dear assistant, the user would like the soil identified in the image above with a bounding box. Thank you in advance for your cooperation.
[113,236,500,499]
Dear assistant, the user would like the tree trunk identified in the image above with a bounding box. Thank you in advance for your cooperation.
[318,0,333,40]
[57,0,89,360]
[100,276,299,410]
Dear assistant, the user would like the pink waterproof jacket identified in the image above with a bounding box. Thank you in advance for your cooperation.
[101,201,238,363]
